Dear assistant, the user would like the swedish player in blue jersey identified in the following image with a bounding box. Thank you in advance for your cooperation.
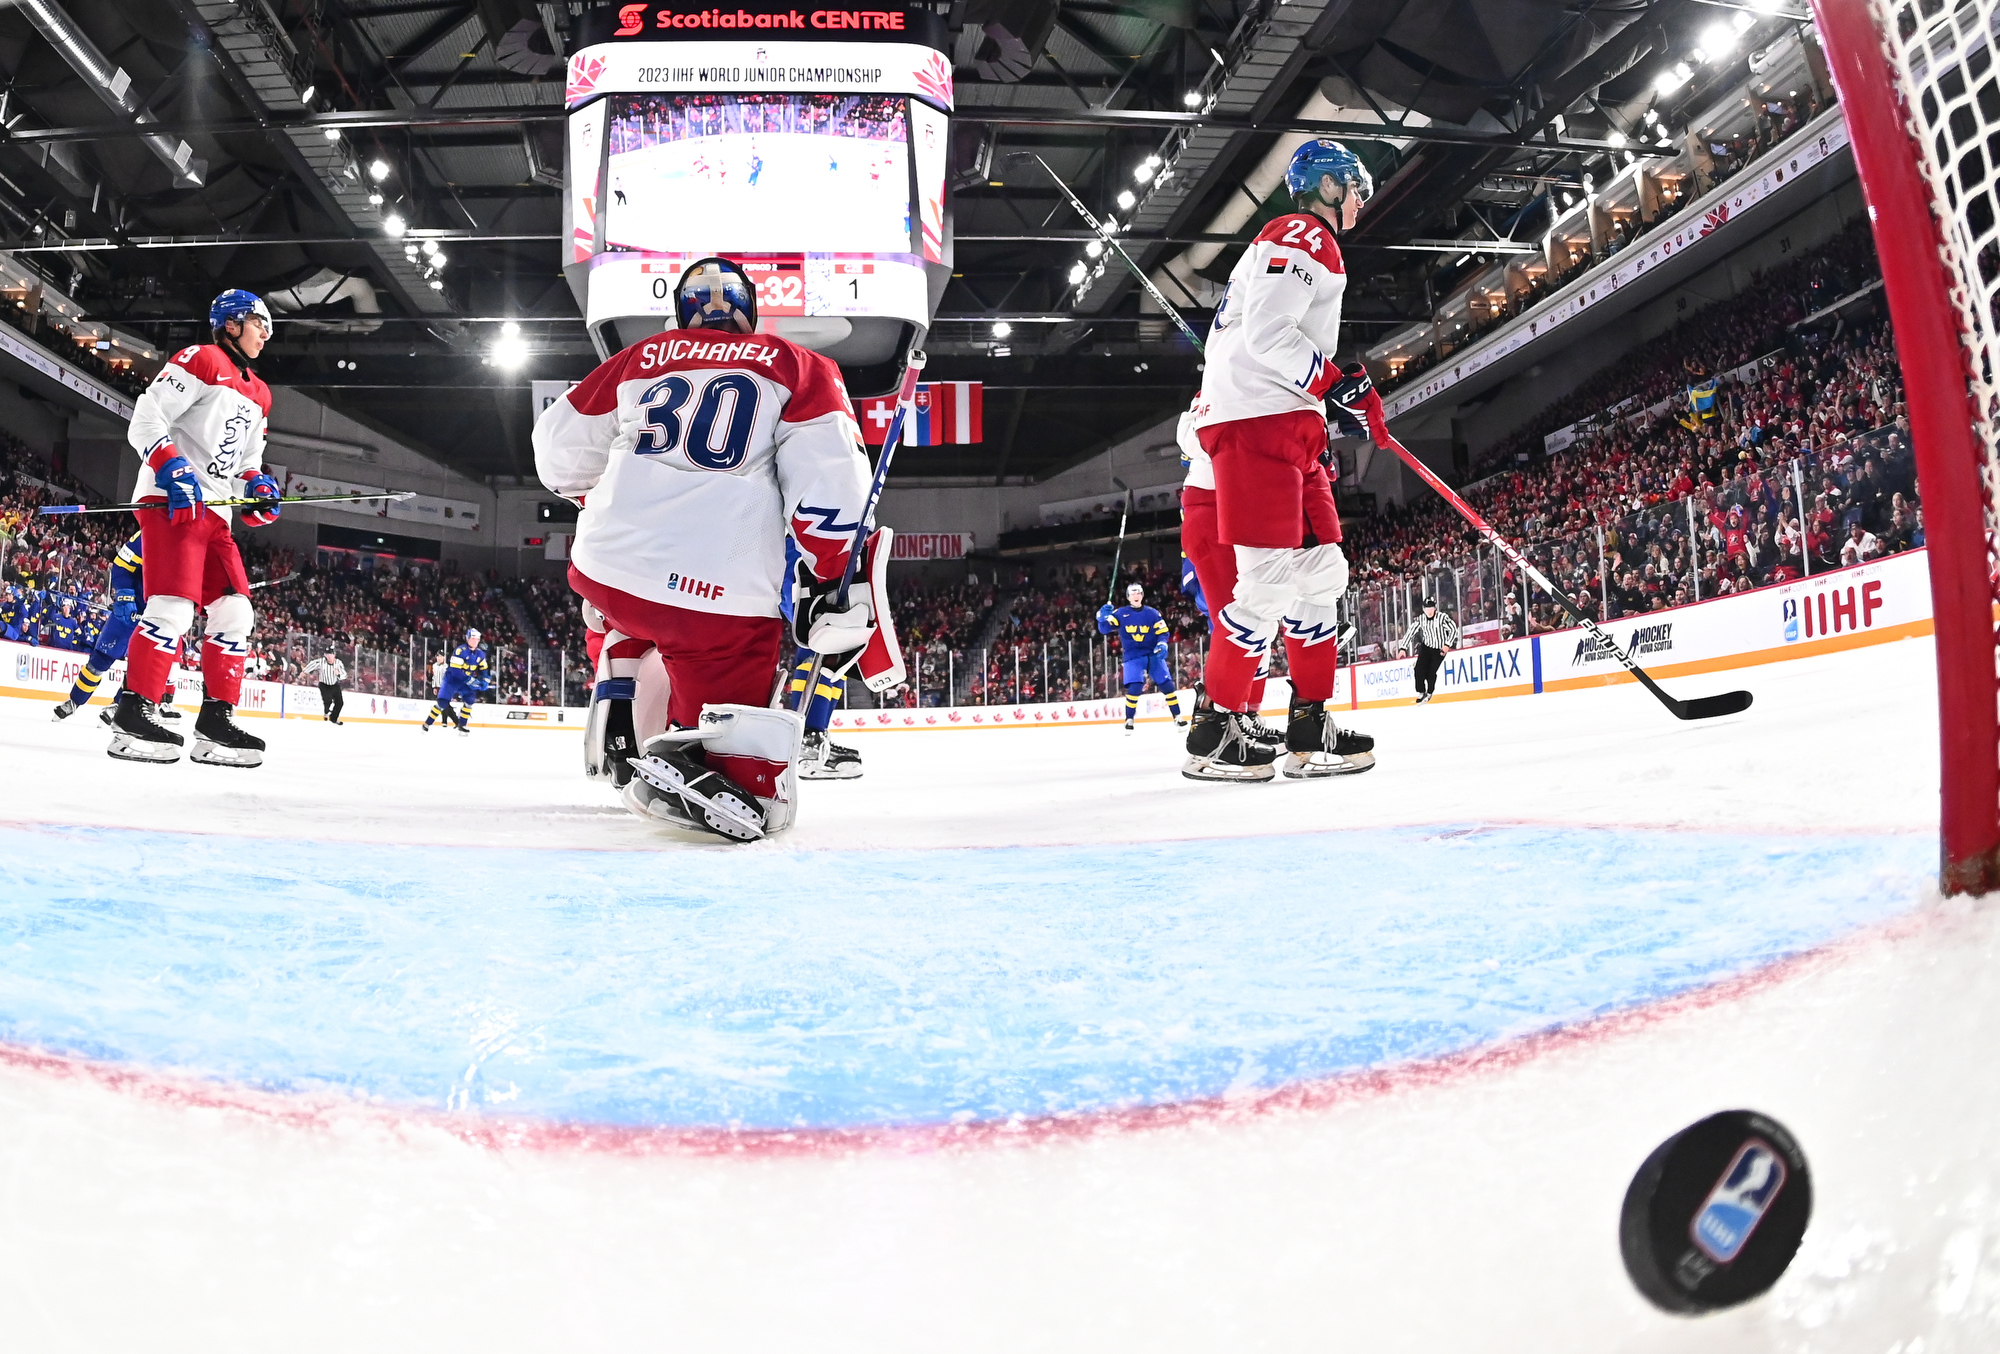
[423,627,490,734]
[52,531,152,722]
[1096,581,1188,734]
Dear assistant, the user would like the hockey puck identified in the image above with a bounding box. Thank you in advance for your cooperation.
[1619,1109,1811,1314]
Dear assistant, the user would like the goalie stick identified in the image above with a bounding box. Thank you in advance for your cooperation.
[38,490,416,516]
[784,349,927,715]
[1059,197,1749,723]
[1378,433,1752,722]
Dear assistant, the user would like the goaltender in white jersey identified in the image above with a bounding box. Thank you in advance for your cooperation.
[533,256,895,844]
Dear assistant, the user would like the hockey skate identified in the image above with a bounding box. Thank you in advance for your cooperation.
[190,697,265,768]
[797,730,862,780]
[1282,696,1374,778]
[1181,702,1277,783]
[629,736,767,841]
[106,691,184,764]
[1124,718,1136,735]
[51,699,76,722]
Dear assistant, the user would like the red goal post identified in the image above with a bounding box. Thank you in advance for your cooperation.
[1811,0,2000,892]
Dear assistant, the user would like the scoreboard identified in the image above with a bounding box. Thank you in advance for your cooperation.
[561,0,950,394]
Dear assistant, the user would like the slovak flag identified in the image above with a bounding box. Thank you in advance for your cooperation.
[859,382,983,445]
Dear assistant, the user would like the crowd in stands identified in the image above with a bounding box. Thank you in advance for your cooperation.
[1341,221,1908,643]
[0,300,152,399]
[1380,82,1831,394]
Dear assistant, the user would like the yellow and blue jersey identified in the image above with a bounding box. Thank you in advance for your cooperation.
[108,531,143,602]
[440,643,489,694]
[1099,604,1168,658]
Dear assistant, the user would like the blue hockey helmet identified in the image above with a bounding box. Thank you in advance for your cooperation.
[209,288,272,335]
[1284,139,1374,213]
[675,257,758,333]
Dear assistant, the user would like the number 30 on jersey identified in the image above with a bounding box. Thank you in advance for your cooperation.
[633,372,762,470]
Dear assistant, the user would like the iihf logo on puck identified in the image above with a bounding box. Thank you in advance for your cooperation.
[1619,1109,1811,1314]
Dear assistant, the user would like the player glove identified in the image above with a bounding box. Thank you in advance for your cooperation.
[1326,363,1390,447]
[147,444,203,525]
[239,469,282,526]
[1096,603,1116,630]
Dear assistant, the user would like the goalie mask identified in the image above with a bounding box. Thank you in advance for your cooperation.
[675,257,758,334]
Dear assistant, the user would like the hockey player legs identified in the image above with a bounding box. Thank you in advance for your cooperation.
[121,511,263,767]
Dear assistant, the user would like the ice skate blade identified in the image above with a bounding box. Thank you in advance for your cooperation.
[190,738,263,768]
[631,756,765,842]
[1282,750,1376,778]
[1180,753,1276,783]
[107,734,181,764]
[798,761,862,781]
[51,702,74,723]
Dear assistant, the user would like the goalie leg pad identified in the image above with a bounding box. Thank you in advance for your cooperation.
[585,677,639,785]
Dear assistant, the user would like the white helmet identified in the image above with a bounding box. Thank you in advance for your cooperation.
[466,627,482,644]
[1126,582,1144,603]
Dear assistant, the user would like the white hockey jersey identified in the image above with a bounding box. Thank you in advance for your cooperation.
[1176,403,1213,490]
[1192,212,1349,430]
[533,328,871,618]
[127,343,272,520]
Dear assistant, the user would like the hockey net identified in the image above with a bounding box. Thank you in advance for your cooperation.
[1813,0,2000,890]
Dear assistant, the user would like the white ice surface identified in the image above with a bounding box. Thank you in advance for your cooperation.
[1,635,1995,1352]
[0,636,1943,849]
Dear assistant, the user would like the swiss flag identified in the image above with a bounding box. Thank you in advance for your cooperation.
[858,382,983,445]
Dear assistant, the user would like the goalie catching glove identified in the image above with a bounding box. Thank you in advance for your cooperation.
[789,525,906,692]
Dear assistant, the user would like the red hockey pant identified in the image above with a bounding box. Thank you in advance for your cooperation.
[126,504,253,704]
[1181,486,1267,714]
[569,564,782,732]
[1196,411,1346,712]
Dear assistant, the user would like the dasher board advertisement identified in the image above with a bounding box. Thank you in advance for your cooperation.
[603,92,909,254]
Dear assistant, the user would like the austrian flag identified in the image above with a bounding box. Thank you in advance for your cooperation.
[858,382,983,445]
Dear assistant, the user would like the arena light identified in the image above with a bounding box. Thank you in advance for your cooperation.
[1067,261,1088,285]
[368,159,391,182]
[368,193,383,206]
[1700,22,1738,59]
[421,238,441,256]
[1133,163,1155,184]
[1183,90,1201,107]
[428,278,444,290]
[1645,108,1660,125]
[992,321,1011,338]
[301,85,315,104]
[492,331,529,369]
[323,127,341,141]
[1609,130,1628,147]
[1655,62,1693,96]
[1085,240,1104,258]
[382,213,407,238]
[1117,189,1136,209]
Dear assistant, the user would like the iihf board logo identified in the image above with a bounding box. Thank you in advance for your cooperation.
[1690,1139,1788,1264]
[1781,597,1800,643]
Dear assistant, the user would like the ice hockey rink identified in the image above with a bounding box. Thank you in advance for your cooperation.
[0,632,1993,1351]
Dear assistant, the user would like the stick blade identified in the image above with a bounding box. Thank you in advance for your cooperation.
[1674,689,1754,720]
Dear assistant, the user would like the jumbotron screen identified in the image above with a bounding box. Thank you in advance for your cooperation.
[602,92,911,254]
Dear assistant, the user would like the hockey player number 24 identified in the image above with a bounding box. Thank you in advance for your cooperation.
[634,372,762,471]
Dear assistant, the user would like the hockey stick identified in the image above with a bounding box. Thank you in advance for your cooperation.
[1104,476,1133,604]
[38,490,416,516]
[1377,432,1752,721]
[783,350,928,715]
[1011,152,1210,352]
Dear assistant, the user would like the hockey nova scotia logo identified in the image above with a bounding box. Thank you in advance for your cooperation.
[1573,623,1673,666]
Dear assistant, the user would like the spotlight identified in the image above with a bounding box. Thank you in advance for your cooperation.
[323,127,341,141]
[492,333,530,370]
[382,214,407,237]
[1700,22,1738,59]
[1086,240,1104,258]
[1133,163,1155,183]
[1068,262,1088,285]
[1654,62,1693,96]
[1609,131,1628,147]
[368,160,391,182]
[301,85,316,103]
[1117,189,1136,209]
[368,193,384,206]
[421,238,441,256]
[502,320,521,337]
[428,278,444,290]
[992,321,1011,338]
[1183,90,1201,107]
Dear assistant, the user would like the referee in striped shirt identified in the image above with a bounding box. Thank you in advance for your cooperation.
[1401,597,1460,705]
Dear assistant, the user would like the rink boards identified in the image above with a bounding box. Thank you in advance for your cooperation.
[829,548,1937,732]
[0,548,1935,731]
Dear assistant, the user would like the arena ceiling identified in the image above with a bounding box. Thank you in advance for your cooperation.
[0,0,1805,485]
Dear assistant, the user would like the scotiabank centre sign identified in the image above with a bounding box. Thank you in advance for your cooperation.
[578,0,946,45]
